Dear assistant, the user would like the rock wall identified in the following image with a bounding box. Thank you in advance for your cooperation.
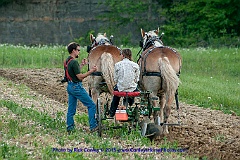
[0,0,112,45]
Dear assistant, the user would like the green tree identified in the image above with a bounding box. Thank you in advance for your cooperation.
[98,0,162,46]
[158,0,240,47]
[99,0,240,47]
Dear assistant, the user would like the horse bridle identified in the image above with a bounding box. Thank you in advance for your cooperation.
[91,38,112,48]
[143,35,163,51]
[87,37,113,53]
[137,35,163,59]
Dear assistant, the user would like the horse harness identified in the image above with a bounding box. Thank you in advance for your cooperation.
[142,36,163,51]
[87,37,114,53]
[90,38,113,50]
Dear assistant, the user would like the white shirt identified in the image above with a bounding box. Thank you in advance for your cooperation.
[114,58,140,92]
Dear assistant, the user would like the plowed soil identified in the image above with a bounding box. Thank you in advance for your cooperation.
[0,68,239,160]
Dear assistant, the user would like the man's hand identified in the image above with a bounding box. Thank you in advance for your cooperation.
[89,65,97,73]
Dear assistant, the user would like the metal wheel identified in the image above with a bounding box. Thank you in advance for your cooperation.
[97,98,102,137]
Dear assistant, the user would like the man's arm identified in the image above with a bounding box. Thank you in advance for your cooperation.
[76,66,97,81]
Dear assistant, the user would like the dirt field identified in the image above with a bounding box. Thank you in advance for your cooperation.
[0,68,239,160]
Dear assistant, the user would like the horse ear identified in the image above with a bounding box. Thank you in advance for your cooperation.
[103,32,107,37]
[141,28,145,38]
[90,34,95,43]
[155,28,159,35]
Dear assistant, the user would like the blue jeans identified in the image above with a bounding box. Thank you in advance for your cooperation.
[66,81,97,131]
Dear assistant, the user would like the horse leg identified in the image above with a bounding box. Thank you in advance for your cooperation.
[150,92,159,122]
[153,110,159,124]
[91,87,100,106]
[159,91,166,128]
[163,94,174,134]
[142,77,161,122]
[88,76,102,105]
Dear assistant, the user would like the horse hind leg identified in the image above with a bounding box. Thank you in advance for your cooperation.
[88,76,102,105]
[159,91,166,121]
[153,91,166,135]
[163,93,174,134]
[152,95,162,118]
[149,93,159,123]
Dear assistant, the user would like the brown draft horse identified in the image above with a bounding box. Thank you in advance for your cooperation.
[87,33,122,104]
[138,28,182,134]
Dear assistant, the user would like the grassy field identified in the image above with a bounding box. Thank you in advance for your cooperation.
[0,77,188,160]
[178,47,240,116]
[1,44,239,116]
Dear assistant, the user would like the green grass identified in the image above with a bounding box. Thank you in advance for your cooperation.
[0,142,28,160]
[178,47,240,115]
[0,44,66,68]
[1,44,238,115]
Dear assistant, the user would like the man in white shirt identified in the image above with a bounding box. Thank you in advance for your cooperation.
[109,49,140,117]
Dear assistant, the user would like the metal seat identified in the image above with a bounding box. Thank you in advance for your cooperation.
[113,91,140,97]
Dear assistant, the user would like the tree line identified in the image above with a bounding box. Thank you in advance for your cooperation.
[97,0,240,48]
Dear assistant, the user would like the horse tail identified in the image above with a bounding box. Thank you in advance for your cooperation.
[158,57,180,98]
[100,52,115,95]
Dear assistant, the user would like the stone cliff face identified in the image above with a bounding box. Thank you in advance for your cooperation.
[0,0,110,45]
